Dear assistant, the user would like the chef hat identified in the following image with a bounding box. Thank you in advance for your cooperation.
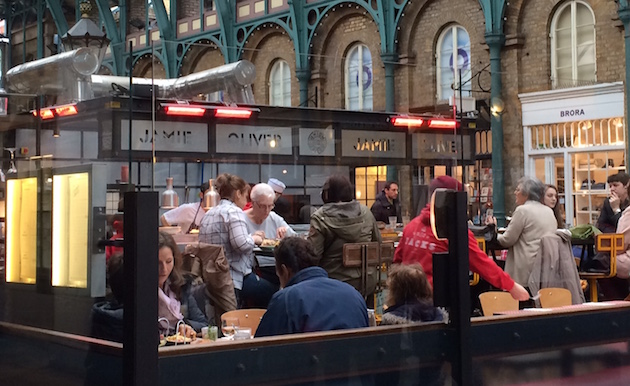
[267,178,286,194]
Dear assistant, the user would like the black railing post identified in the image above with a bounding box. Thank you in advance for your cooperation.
[123,191,158,386]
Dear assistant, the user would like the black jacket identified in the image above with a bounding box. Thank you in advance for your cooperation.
[370,191,401,223]
[597,198,630,233]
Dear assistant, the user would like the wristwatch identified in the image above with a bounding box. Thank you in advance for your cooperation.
[615,208,622,214]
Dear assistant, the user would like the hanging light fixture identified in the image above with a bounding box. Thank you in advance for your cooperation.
[202,179,220,210]
[161,177,179,209]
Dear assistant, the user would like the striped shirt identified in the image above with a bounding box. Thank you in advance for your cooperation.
[199,199,255,290]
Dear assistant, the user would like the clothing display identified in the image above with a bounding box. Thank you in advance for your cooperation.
[393,204,516,291]
[255,267,368,337]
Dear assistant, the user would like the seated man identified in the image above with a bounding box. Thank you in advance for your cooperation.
[255,237,368,337]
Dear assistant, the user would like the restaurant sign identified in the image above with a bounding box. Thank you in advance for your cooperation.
[299,127,335,156]
[121,120,208,153]
[341,130,406,158]
[216,124,292,155]
[412,133,471,160]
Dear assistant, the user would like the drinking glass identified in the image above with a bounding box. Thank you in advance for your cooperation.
[221,317,240,337]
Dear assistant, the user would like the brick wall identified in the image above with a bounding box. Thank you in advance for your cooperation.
[310,10,383,110]
[241,28,297,106]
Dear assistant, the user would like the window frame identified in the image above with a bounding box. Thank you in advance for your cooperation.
[269,59,291,107]
[344,43,373,111]
[435,24,472,103]
[550,0,597,89]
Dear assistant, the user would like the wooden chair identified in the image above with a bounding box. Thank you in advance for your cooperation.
[579,233,624,302]
[478,291,518,316]
[538,288,572,308]
[220,309,266,336]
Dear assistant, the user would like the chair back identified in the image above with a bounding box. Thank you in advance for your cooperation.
[220,309,266,336]
[478,291,518,316]
[538,287,572,308]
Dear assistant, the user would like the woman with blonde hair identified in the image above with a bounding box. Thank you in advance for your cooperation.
[380,263,445,325]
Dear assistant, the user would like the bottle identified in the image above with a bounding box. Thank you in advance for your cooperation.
[161,177,179,209]
[203,178,220,210]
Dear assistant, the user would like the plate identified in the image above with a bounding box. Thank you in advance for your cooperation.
[259,245,276,253]
[164,335,193,345]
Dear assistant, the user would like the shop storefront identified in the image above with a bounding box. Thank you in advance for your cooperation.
[520,82,625,226]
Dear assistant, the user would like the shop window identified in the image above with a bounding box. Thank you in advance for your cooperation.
[355,166,387,208]
[345,44,373,111]
[550,1,596,89]
[269,60,291,107]
[436,25,471,102]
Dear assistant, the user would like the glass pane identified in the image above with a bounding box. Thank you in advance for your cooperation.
[439,28,454,100]
[575,3,594,26]
[346,46,360,110]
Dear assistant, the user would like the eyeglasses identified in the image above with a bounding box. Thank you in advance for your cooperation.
[254,201,275,211]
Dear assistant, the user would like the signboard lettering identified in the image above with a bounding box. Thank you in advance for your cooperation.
[217,124,292,155]
[121,120,208,153]
[341,130,405,158]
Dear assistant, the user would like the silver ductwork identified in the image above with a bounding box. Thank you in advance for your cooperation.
[5,50,256,105]
[5,47,102,103]
[91,60,256,104]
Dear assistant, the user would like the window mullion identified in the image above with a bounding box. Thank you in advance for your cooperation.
[571,2,578,83]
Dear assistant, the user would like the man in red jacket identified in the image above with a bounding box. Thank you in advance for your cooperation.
[393,176,529,301]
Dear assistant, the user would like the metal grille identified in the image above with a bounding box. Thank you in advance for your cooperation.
[529,117,625,150]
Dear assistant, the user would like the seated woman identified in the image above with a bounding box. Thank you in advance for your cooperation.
[488,177,557,289]
[542,184,565,229]
[158,231,207,338]
[244,183,297,305]
[308,174,382,296]
[381,263,445,325]
[198,173,267,308]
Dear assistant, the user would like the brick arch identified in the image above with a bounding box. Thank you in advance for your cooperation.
[399,0,487,109]
[309,10,382,109]
[133,54,167,79]
[240,29,297,106]
[179,40,225,76]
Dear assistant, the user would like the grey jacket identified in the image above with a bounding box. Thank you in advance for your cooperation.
[308,201,382,295]
[527,230,585,305]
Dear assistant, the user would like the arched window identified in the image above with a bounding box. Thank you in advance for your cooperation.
[269,60,291,106]
[551,1,596,88]
[345,44,373,111]
[436,25,471,102]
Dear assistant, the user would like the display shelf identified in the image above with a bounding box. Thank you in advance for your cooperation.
[573,150,625,225]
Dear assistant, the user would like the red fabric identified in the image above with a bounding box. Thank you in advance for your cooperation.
[393,204,515,291]
[243,202,252,210]
[106,220,124,262]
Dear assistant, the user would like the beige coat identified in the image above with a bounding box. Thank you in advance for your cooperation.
[498,200,557,286]
[614,206,630,278]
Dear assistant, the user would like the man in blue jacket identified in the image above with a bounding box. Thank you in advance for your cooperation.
[255,237,368,337]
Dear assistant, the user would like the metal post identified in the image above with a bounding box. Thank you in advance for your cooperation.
[382,53,397,112]
[451,191,472,385]
[459,68,466,184]
[619,4,630,170]
[296,68,311,107]
[123,192,159,386]
[128,41,133,186]
[485,32,506,226]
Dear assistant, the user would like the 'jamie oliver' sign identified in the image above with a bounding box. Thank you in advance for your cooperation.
[121,120,208,153]
[412,133,471,160]
[341,130,406,158]
[299,127,335,156]
[216,124,292,155]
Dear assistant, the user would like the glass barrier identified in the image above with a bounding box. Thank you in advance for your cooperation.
[0,38,628,386]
